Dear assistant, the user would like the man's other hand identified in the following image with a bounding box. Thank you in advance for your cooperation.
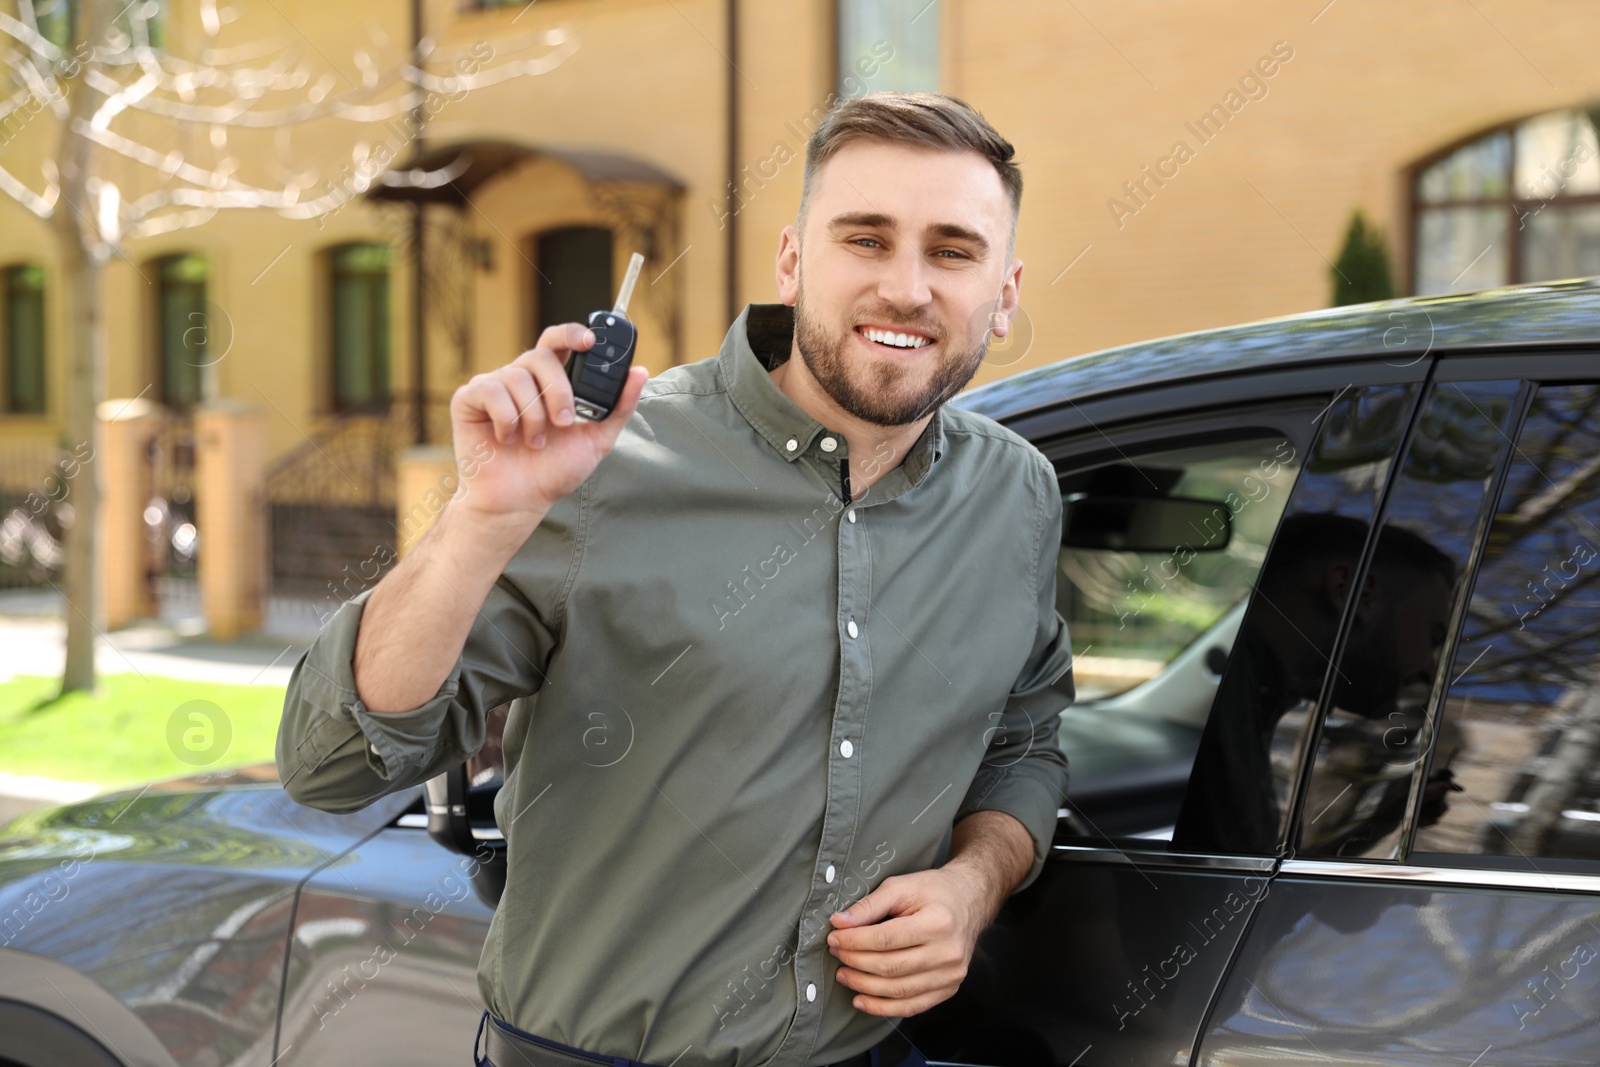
[824,866,991,1018]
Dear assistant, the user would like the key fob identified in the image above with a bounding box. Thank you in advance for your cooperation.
[568,309,636,420]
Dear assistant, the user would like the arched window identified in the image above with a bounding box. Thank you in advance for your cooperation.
[327,243,392,412]
[530,226,613,344]
[153,252,208,410]
[3,264,45,414]
[1412,108,1600,294]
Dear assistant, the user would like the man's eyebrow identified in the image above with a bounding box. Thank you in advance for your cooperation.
[827,213,991,256]
[827,211,895,231]
[929,222,990,255]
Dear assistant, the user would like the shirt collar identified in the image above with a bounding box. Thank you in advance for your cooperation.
[718,303,947,487]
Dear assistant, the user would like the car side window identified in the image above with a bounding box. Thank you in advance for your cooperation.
[1292,379,1526,860]
[1170,385,1422,855]
[1053,430,1307,843]
[1414,382,1600,866]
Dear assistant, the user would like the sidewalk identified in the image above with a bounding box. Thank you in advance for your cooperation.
[0,587,327,688]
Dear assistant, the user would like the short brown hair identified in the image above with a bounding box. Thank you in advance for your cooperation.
[798,91,1023,245]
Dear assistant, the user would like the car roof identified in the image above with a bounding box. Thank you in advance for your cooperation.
[954,277,1600,423]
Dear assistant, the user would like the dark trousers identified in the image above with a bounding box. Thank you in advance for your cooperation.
[474,1011,930,1067]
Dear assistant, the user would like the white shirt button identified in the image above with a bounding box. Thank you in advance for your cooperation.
[840,738,854,758]
[785,438,798,452]
[846,619,858,638]
[820,436,837,452]
[846,509,856,523]
[806,982,817,1002]
[825,864,836,883]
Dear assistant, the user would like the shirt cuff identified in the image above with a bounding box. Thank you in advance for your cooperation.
[277,587,468,810]
[953,760,1066,895]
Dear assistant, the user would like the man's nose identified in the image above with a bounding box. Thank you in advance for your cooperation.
[877,247,933,310]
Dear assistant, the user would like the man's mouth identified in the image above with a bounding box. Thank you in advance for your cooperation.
[854,324,936,351]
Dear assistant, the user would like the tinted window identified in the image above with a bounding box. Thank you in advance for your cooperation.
[1415,382,1600,865]
[1294,380,1525,859]
[1172,385,1419,854]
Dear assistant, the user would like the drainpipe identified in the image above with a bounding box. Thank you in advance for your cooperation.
[724,0,739,324]
[410,0,428,445]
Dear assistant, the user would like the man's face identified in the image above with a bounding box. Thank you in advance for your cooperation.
[775,141,1021,427]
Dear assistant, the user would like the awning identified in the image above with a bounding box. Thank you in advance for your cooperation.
[365,138,685,207]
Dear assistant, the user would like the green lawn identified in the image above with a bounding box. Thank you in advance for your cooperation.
[0,674,286,787]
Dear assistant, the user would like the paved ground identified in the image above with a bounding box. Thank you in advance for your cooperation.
[0,587,328,687]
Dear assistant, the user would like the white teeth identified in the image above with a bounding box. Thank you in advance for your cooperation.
[862,328,930,349]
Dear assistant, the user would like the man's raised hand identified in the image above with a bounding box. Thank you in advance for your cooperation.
[449,322,648,525]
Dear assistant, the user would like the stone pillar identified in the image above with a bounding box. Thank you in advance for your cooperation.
[97,398,164,628]
[195,400,268,640]
[396,446,459,559]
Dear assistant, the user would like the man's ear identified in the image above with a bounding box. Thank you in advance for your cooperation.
[989,257,1024,338]
[775,225,800,306]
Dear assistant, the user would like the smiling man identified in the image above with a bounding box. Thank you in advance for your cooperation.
[277,91,1073,1067]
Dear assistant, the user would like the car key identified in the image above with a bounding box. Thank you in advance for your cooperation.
[568,252,644,421]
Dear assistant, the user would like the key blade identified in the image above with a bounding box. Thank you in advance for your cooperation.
[612,252,645,317]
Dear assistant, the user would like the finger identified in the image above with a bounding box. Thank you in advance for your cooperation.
[514,346,577,432]
[828,914,926,954]
[835,962,964,1002]
[494,364,547,448]
[460,376,523,445]
[831,878,912,931]
[535,321,596,361]
[846,985,956,1018]
[830,942,943,979]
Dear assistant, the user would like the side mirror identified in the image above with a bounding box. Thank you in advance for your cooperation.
[1063,494,1232,553]
[425,702,511,906]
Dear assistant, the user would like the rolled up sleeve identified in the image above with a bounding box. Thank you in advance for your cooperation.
[276,488,585,814]
[953,454,1073,894]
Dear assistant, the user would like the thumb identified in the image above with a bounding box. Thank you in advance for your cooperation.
[830,878,906,929]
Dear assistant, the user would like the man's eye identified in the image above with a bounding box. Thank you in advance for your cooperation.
[851,237,883,249]
[934,249,969,259]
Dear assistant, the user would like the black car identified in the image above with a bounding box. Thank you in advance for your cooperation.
[4,279,1600,1066]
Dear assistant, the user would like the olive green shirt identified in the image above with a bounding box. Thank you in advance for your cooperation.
[276,302,1074,1067]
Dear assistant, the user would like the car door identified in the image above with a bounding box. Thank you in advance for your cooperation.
[274,708,511,1065]
[905,359,1428,1067]
[1195,354,1600,1066]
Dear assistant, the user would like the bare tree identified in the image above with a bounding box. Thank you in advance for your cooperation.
[0,0,576,693]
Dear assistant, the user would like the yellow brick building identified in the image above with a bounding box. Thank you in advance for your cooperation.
[0,0,1597,622]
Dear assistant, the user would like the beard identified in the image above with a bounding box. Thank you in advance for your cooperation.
[791,276,991,427]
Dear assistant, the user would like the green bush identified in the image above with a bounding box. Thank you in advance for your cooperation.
[1331,209,1395,306]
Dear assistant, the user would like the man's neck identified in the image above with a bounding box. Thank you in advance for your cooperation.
[767,351,931,502]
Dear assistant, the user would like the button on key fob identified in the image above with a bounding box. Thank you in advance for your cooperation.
[569,253,644,421]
